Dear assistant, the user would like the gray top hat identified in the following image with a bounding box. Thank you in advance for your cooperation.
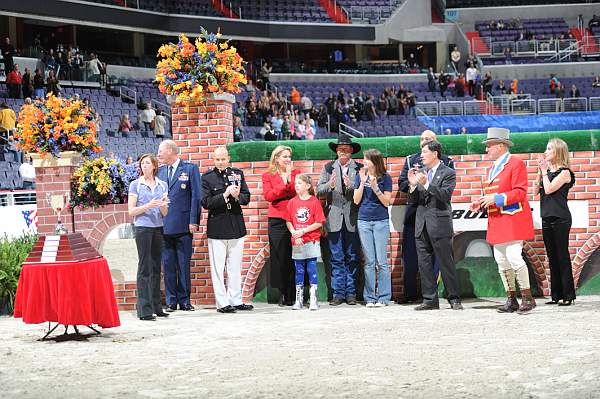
[482,127,513,147]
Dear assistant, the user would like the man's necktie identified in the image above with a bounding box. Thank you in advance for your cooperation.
[427,169,433,183]
[168,165,173,184]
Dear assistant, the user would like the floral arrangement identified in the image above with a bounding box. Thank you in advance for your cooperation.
[15,94,102,158]
[69,157,139,209]
[155,27,247,104]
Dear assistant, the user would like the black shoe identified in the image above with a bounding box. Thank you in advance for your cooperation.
[217,305,237,313]
[414,303,439,311]
[180,304,195,311]
[346,295,357,305]
[397,296,419,304]
[558,300,574,306]
[450,300,464,310]
[155,311,170,317]
[234,304,254,311]
[278,294,286,307]
[329,298,345,306]
[545,300,559,305]
[140,315,156,321]
[165,305,177,312]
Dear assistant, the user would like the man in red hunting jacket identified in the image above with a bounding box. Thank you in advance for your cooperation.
[470,128,536,315]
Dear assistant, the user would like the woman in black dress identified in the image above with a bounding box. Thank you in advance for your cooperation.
[535,138,576,306]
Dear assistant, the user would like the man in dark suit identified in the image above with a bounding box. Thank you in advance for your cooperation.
[407,140,462,311]
[157,140,202,311]
[398,130,454,304]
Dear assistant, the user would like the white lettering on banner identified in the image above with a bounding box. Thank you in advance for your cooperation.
[389,201,589,233]
[0,205,38,238]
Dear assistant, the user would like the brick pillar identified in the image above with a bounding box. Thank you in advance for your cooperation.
[31,151,81,235]
[171,93,235,305]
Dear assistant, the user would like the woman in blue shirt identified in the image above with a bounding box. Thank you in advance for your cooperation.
[353,149,392,307]
[128,153,170,321]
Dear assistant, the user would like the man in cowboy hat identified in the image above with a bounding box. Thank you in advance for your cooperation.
[317,135,363,305]
[470,127,536,314]
[398,130,454,304]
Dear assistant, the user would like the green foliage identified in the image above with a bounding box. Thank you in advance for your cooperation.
[0,234,37,314]
[577,272,600,295]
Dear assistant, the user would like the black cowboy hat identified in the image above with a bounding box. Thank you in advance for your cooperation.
[328,134,361,154]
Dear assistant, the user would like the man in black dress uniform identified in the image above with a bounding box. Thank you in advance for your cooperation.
[201,146,254,313]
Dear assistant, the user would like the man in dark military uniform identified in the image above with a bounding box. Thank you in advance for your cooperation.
[201,146,253,313]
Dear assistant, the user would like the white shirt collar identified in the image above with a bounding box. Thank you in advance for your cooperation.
[493,152,510,168]
[169,158,180,171]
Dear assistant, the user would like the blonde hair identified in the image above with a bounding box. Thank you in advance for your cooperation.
[548,138,571,169]
[268,145,292,174]
[295,173,315,196]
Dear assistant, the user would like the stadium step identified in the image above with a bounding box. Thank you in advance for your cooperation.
[466,31,490,55]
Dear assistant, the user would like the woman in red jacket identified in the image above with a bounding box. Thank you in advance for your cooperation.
[262,145,301,306]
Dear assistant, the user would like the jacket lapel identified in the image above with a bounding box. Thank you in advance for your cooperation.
[489,153,510,181]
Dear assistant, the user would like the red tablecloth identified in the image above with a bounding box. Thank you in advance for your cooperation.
[14,257,121,328]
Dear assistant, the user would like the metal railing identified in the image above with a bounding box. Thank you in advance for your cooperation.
[151,99,171,117]
[471,36,583,60]
[439,101,464,116]
[590,97,600,111]
[415,102,439,117]
[487,93,510,115]
[0,191,36,206]
[563,97,588,113]
[538,98,563,114]
[464,100,487,115]
[339,122,364,138]
[510,98,536,115]
[119,86,137,104]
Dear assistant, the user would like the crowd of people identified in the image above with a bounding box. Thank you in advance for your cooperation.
[124,128,577,319]
[117,102,169,138]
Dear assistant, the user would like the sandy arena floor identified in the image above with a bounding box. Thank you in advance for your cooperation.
[2,297,600,399]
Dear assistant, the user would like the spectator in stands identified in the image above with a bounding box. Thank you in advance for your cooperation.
[271,113,283,139]
[43,49,58,75]
[4,135,22,163]
[439,71,449,97]
[233,115,244,142]
[549,74,559,94]
[33,68,45,99]
[153,111,167,138]
[0,103,17,134]
[406,90,417,117]
[482,72,493,96]
[317,105,328,130]
[354,91,365,119]
[427,67,436,92]
[489,20,498,31]
[119,114,133,134]
[465,53,478,70]
[6,64,22,99]
[460,127,468,135]
[504,47,512,65]
[593,76,600,88]
[589,15,600,30]
[510,79,519,96]
[466,64,478,97]
[260,121,276,141]
[337,88,346,105]
[376,94,388,117]
[300,93,312,117]
[260,62,272,89]
[496,79,508,95]
[290,86,301,110]
[87,53,102,82]
[407,53,418,71]
[1,37,16,73]
[450,46,461,73]
[555,81,565,100]
[387,90,399,115]
[234,101,247,125]
[19,156,35,189]
[126,156,134,165]
[46,70,60,96]
[364,95,377,122]
[570,84,581,98]
[304,118,315,141]
[455,74,466,98]
[140,103,156,133]
[71,52,84,81]
[22,67,33,99]
[58,51,70,80]
[497,20,505,30]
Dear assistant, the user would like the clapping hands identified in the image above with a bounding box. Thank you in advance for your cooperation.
[536,154,548,172]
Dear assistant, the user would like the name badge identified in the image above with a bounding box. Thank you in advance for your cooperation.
[179,173,189,182]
